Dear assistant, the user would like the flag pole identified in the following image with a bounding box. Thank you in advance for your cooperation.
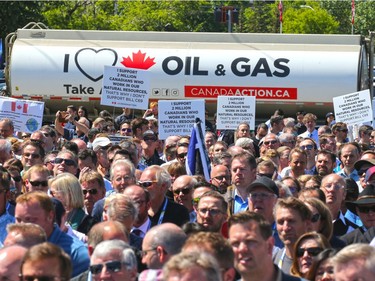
[279,0,283,34]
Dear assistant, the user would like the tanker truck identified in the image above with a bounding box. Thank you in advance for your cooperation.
[3,22,374,121]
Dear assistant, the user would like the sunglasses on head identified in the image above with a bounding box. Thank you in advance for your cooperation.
[138,180,157,188]
[82,189,98,195]
[173,187,191,195]
[54,158,76,166]
[296,247,323,258]
[357,205,375,214]
[89,260,128,275]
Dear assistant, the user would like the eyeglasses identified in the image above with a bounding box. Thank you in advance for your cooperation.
[197,208,223,216]
[248,192,277,201]
[337,128,348,133]
[19,275,66,281]
[121,128,132,133]
[173,187,191,195]
[138,180,158,188]
[263,140,277,146]
[114,176,134,183]
[212,175,230,182]
[29,180,48,187]
[357,205,375,214]
[140,248,157,257]
[89,260,129,275]
[54,158,76,166]
[300,144,314,150]
[82,189,98,195]
[31,139,44,145]
[23,153,41,159]
[296,247,323,258]
[177,152,188,159]
[144,137,157,142]
[311,213,321,223]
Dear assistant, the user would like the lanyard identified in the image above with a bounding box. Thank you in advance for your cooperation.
[278,248,286,269]
[157,199,168,225]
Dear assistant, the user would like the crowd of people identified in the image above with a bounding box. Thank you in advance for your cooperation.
[0,103,375,281]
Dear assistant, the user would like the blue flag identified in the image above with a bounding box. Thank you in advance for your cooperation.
[186,119,211,182]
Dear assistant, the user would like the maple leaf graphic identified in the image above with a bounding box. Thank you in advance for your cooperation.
[121,50,156,70]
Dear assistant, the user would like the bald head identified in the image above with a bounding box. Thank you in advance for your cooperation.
[0,245,28,281]
[88,221,128,253]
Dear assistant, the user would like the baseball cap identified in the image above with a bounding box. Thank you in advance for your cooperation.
[354,159,375,172]
[248,176,279,198]
[326,112,334,118]
[92,137,111,152]
[143,130,157,138]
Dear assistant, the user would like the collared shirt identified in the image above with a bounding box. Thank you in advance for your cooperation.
[233,189,248,214]
[189,210,197,222]
[336,168,360,182]
[131,217,151,238]
[0,211,15,244]
[48,224,90,277]
[298,129,319,146]
[344,209,363,228]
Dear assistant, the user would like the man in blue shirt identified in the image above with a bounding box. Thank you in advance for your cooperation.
[15,192,90,277]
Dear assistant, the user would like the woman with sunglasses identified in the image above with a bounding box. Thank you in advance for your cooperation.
[302,197,347,250]
[305,248,337,281]
[290,232,330,279]
[49,173,94,238]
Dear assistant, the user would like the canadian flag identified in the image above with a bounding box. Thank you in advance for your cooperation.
[351,0,355,25]
[278,0,283,23]
[11,101,28,114]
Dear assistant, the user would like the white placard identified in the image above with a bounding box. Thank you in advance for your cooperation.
[333,90,373,125]
[216,96,256,130]
[158,100,205,140]
[0,97,44,133]
[101,66,150,109]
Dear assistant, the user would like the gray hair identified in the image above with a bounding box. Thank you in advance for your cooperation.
[275,181,293,198]
[148,165,172,189]
[91,240,137,271]
[332,244,375,272]
[235,137,253,147]
[106,194,138,222]
[147,223,186,256]
[110,159,135,181]
[0,139,12,153]
[163,251,222,281]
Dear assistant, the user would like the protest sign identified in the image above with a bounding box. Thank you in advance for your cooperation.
[158,100,205,140]
[101,66,150,109]
[0,97,44,132]
[333,89,372,125]
[216,96,256,130]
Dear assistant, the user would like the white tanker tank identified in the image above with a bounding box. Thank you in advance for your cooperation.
[4,23,373,120]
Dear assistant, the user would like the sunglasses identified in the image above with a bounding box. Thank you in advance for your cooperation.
[54,158,76,166]
[23,153,41,159]
[82,189,98,195]
[138,180,157,188]
[19,275,65,281]
[173,187,191,195]
[311,213,321,223]
[29,180,48,187]
[300,144,314,150]
[121,128,132,133]
[257,173,273,179]
[296,247,323,258]
[357,205,375,214]
[89,260,128,275]
[144,137,157,142]
[213,175,229,181]
[12,175,22,182]
[31,139,44,145]
[337,128,348,133]
[177,152,188,159]
[263,140,277,145]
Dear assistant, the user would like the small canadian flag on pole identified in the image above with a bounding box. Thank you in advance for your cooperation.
[351,0,355,25]
[11,101,28,113]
